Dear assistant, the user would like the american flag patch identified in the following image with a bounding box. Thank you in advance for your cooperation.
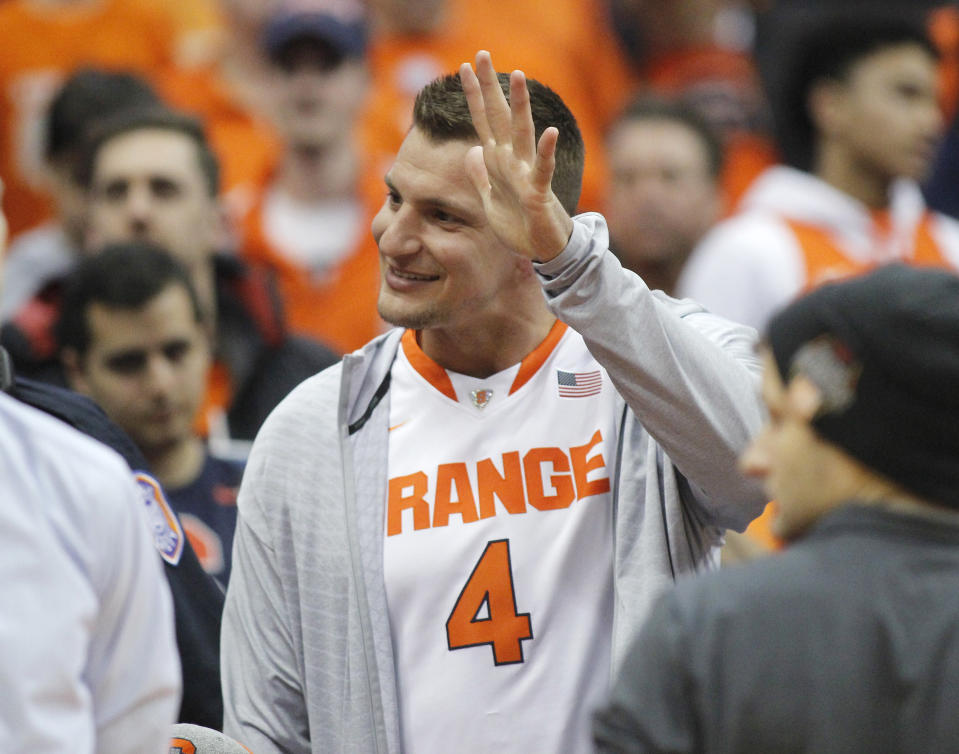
[556,369,602,398]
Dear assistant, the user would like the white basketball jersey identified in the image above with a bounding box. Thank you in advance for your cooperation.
[385,322,622,753]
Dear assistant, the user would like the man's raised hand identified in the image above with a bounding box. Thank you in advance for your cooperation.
[460,50,574,262]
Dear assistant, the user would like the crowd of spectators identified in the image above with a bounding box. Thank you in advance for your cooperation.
[2,0,959,750]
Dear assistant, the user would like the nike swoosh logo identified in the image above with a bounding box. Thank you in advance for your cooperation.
[389,422,407,432]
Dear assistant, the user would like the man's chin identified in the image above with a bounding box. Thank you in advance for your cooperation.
[377,300,441,331]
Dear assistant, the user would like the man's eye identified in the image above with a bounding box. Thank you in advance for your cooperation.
[434,209,458,223]
[163,341,190,363]
[106,352,147,375]
[386,189,401,207]
[102,182,128,201]
[151,178,180,199]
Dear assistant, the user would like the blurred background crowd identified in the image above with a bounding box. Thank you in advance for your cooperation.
[1,0,957,569]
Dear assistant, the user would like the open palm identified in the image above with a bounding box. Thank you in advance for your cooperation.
[460,51,574,263]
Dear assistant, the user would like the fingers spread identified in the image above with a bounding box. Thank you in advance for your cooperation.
[533,127,559,195]
[474,50,511,145]
[510,70,535,164]
[460,61,494,145]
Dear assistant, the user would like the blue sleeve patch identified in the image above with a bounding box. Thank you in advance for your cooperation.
[136,472,184,566]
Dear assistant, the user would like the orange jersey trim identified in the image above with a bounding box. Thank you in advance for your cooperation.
[401,329,457,402]
[786,213,949,292]
[401,320,569,403]
[509,320,568,395]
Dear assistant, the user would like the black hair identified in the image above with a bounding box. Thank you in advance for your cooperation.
[45,68,159,164]
[57,241,204,356]
[773,10,937,170]
[75,105,220,197]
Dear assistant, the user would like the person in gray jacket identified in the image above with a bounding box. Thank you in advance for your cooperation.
[593,264,959,753]
[221,50,767,753]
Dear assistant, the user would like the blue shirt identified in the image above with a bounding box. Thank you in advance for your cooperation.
[167,453,245,585]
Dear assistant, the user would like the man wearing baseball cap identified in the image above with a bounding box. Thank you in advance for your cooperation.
[234,0,384,353]
[595,264,959,752]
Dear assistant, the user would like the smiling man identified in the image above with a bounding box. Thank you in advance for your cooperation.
[595,264,959,753]
[221,51,766,753]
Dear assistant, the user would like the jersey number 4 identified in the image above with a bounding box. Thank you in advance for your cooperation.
[446,539,533,665]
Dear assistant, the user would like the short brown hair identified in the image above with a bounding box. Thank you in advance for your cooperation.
[75,105,220,197]
[412,71,585,214]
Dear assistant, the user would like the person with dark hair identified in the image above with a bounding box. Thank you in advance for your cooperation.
[594,264,959,753]
[58,242,244,585]
[678,9,959,334]
[1,177,221,735]
[0,68,160,322]
[220,51,765,753]
[604,96,723,296]
[2,104,338,449]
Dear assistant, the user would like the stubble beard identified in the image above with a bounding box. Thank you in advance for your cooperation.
[376,288,448,330]
[377,297,445,331]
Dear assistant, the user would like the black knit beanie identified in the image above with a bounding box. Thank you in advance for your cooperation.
[767,264,959,510]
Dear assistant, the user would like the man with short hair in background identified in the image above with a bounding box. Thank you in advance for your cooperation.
[58,242,244,584]
[604,96,723,296]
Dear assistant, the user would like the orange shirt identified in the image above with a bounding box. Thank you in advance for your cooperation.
[237,167,385,355]
[0,0,179,237]
[788,212,951,291]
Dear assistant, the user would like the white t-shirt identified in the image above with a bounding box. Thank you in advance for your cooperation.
[0,391,181,753]
[385,323,620,753]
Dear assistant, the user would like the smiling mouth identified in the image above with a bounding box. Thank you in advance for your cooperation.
[391,268,440,282]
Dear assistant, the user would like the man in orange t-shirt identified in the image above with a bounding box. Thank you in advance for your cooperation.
[236,1,385,353]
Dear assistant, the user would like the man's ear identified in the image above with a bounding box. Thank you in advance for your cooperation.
[808,78,847,140]
[61,347,90,395]
[787,374,824,421]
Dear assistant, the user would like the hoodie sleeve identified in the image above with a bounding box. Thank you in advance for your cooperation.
[535,213,767,527]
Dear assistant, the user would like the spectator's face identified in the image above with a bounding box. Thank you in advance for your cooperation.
[68,283,211,458]
[604,118,720,274]
[269,39,369,150]
[739,350,843,541]
[372,128,524,331]
[86,129,221,272]
[823,43,942,182]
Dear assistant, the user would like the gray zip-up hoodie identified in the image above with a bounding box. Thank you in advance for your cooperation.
[221,214,767,753]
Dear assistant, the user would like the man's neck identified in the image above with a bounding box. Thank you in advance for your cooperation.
[418,295,557,378]
[146,435,206,491]
[277,142,358,202]
[815,145,892,210]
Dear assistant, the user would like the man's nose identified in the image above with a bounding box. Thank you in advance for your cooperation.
[374,204,421,258]
[125,184,154,227]
[144,354,177,395]
[738,429,770,480]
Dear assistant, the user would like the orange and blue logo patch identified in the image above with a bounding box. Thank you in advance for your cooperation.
[136,472,184,566]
